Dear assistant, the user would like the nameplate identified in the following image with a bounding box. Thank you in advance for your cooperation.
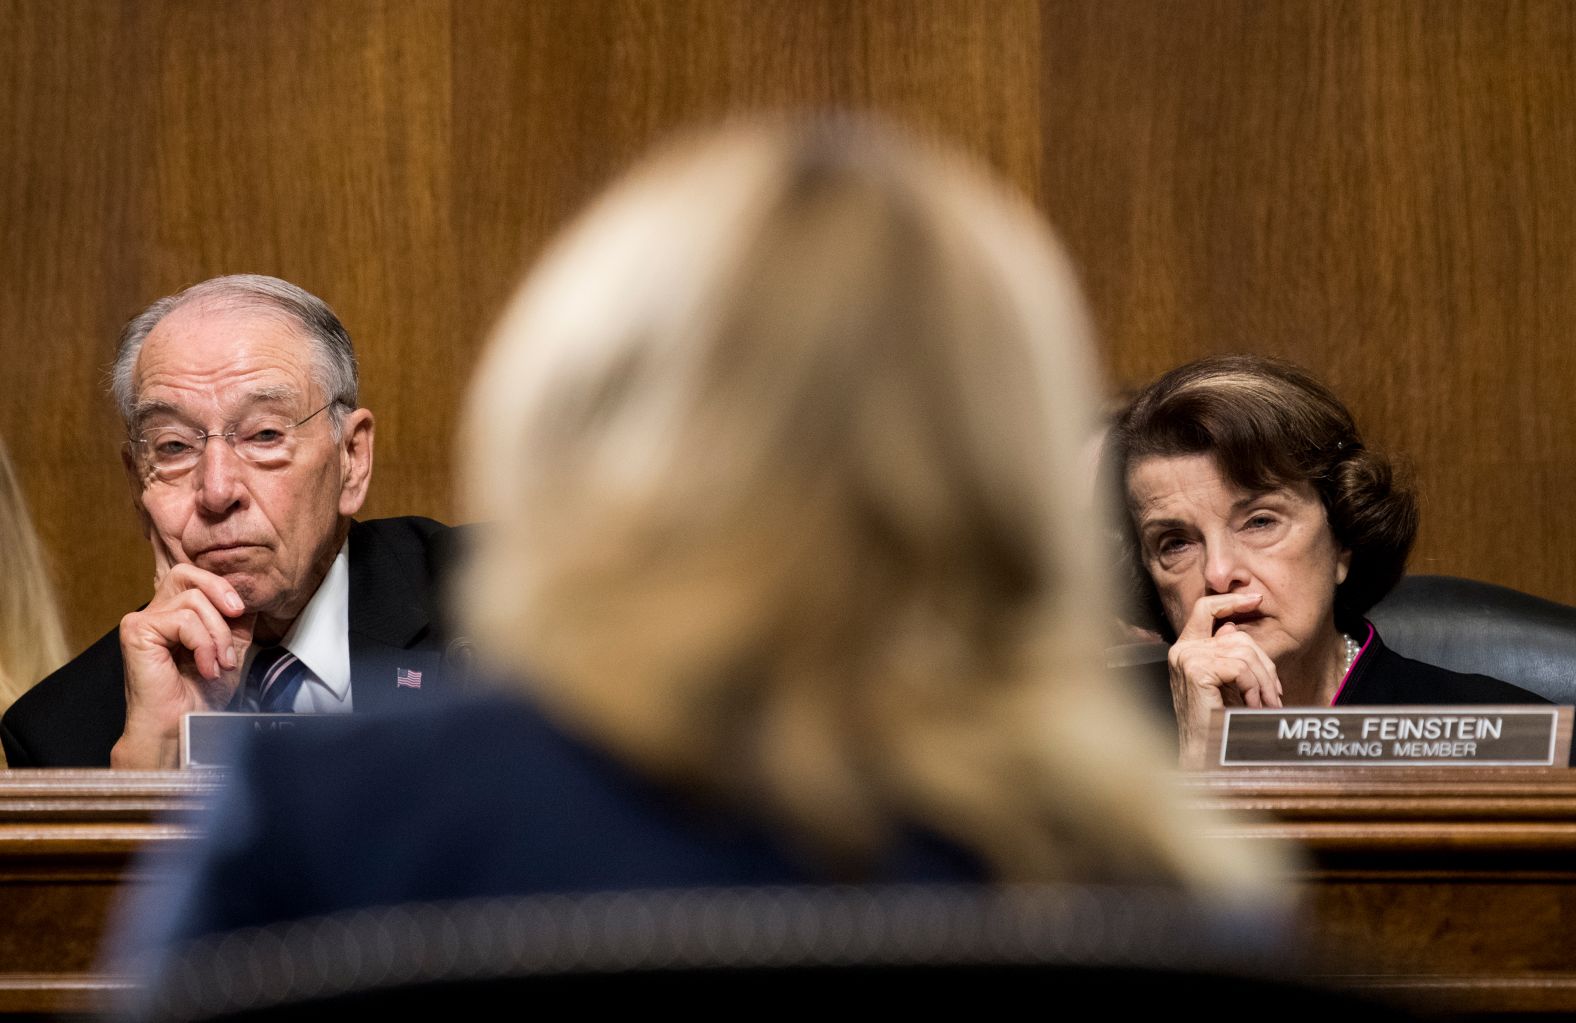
[181,712,357,768]
[1209,705,1572,768]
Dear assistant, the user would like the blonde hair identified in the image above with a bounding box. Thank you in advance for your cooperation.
[0,438,68,709]
[462,120,1287,896]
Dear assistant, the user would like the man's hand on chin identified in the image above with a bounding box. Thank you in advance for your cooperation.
[111,552,257,770]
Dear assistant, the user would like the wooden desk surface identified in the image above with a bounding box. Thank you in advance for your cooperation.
[1188,766,1576,1015]
[0,770,216,1014]
[6,766,1576,1014]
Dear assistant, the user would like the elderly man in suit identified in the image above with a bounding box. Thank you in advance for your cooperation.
[1,274,466,768]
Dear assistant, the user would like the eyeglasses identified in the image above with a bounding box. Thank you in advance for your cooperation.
[129,402,335,480]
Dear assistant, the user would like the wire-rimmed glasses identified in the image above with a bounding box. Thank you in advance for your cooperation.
[128,402,334,481]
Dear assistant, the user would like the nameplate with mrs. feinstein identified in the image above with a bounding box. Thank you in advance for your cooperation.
[1210,706,1573,767]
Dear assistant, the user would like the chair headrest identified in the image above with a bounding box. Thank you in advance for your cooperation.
[1365,575,1576,702]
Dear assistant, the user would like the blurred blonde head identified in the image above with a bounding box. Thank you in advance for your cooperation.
[463,120,1284,893]
[0,438,67,709]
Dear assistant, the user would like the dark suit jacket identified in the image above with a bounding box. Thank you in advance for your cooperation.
[1333,622,1550,706]
[119,691,983,950]
[0,516,471,767]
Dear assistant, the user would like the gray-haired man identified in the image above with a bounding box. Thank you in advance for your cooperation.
[2,275,466,767]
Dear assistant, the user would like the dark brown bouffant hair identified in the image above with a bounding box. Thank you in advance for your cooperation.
[1104,355,1418,639]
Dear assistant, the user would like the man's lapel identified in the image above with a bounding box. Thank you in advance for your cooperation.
[346,520,433,650]
[348,634,446,713]
[345,519,448,712]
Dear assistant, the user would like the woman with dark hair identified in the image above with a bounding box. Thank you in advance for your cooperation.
[1106,355,1541,766]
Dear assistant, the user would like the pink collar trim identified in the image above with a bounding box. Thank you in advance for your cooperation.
[1327,621,1375,706]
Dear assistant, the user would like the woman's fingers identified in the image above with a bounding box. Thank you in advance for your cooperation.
[1210,628,1283,707]
[1169,607,1285,767]
[1170,634,1282,712]
[1178,591,1264,643]
[1245,635,1283,705]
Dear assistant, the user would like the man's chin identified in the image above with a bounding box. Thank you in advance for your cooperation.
[190,555,280,613]
[220,575,280,612]
[193,545,271,574]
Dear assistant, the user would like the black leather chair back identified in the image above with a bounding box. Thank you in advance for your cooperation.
[1368,575,1576,704]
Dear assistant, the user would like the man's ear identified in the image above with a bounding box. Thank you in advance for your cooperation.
[337,408,375,517]
[120,444,155,540]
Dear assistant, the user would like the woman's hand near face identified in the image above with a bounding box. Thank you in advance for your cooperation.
[1167,592,1283,768]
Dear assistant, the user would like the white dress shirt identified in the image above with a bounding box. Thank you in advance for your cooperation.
[234,541,353,713]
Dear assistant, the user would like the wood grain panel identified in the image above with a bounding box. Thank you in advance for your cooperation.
[1042,0,1576,605]
[0,0,154,658]
[117,0,460,555]
[0,770,213,1013]
[7,0,1573,665]
[448,0,1044,375]
[2,0,1044,657]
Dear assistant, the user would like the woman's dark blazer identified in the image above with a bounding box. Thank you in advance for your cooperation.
[117,690,982,955]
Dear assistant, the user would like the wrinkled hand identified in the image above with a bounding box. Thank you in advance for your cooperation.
[1167,592,1282,769]
[111,537,257,769]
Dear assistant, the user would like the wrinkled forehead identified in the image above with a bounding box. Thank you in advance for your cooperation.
[133,301,318,419]
[131,386,306,431]
[1126,451,1319,524]
[1128,453,1248,513]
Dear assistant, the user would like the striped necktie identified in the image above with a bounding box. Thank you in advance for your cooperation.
[232,646,308,713]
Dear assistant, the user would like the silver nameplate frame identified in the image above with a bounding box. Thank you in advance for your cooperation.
[1210,705,1573,768]
[181,712,356,768]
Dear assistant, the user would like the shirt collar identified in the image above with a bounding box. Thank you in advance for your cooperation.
[277,540,352,702]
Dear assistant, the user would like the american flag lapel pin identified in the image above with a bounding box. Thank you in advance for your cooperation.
[396,667,423,689]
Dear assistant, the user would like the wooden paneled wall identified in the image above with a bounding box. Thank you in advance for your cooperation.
[1042,0,1576,607]
[2,0,1573,656]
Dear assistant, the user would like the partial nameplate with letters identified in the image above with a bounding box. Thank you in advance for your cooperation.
[181,712,358,768]
[1208,705,1573,768]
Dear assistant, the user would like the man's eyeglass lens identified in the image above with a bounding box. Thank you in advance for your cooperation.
[132,403,331,477]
